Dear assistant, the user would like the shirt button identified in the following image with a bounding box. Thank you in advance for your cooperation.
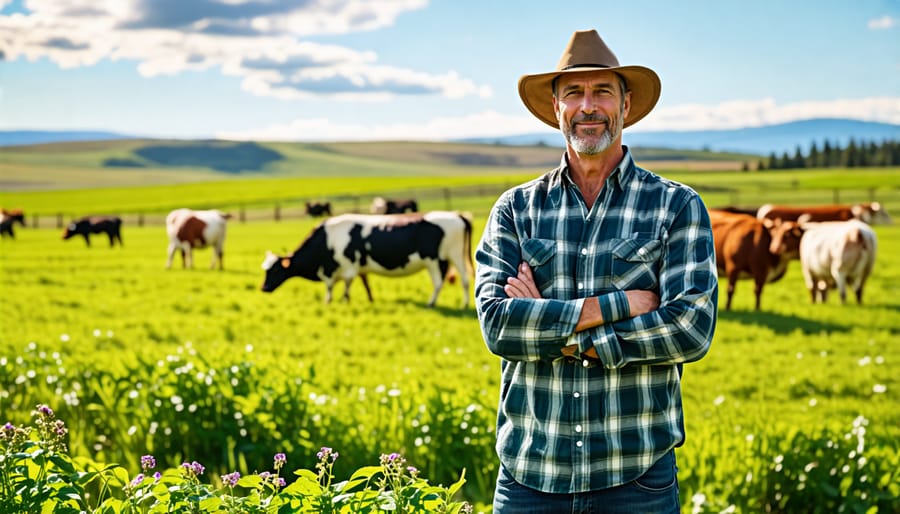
[576,441,583,447]
[581,248,588,255]
[575,425,582,433]
[573,392,581,398]
[577,282,584,289]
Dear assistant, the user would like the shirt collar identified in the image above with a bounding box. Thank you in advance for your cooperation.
[558,145,635,190]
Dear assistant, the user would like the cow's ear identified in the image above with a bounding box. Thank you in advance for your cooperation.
[281,258,291,268]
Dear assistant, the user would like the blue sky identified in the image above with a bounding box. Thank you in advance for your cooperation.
[1,0,898,141]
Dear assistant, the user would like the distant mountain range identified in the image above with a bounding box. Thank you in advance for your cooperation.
[1,118,897,156]
[460,118,900,156]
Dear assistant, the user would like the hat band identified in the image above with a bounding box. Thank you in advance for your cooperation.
[560,63,611,70]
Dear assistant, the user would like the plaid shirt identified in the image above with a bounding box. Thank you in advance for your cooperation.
[475,148,717,493]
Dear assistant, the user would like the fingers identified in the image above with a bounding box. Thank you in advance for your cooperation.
[504,262,542,298]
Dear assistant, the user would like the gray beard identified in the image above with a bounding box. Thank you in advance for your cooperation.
[566,127,613,155]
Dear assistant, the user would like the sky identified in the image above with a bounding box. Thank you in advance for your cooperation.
[1,0,898,142]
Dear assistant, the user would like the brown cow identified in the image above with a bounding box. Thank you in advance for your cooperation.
[757,202,892,225]
[709,209,805,310]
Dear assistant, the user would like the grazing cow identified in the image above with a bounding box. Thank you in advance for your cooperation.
[305,201,332,217]
[708,209,805,310]
[799,220,877,305]
[757,202,892,225]
[261,211,473,307]
[62,216,123,247]
[1,209,25,239]
[166,208,231,270]
[370,197,419,214]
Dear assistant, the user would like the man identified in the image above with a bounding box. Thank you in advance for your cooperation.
[475,29,718,513]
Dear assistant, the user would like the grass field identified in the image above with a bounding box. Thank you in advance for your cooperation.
[2,141,900,512]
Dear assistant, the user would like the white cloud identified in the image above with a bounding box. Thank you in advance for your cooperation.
[0,0,490,100]
[634,97,900,132]
[217,110,548,142]
[217,97,900,142]
[867,15,896,30]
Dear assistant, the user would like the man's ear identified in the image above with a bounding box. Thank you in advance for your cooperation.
[623,90,632,118]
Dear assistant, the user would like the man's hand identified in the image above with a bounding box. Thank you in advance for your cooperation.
[504,262,541,298]
[625,290,659,316]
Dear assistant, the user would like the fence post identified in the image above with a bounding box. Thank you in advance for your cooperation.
[240,206,246,223]
[274,205,281,221]
[444,188,452,210]
[833,189,839,204]
[57,213,64,229]
[138,213,144,227]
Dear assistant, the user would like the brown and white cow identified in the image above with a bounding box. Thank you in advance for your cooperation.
[370,197,419,214]
[62,216,123,247]
[799,220,877,305]
[166,208,231,270]
[708,209,805,310]
[261,211,473,307]
[757,202,892,225]
[1,209,25,239]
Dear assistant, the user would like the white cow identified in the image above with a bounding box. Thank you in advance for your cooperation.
[799,220,878,304]
[166,208,231,270]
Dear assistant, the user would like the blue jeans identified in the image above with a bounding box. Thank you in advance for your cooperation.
[492,450,680,514]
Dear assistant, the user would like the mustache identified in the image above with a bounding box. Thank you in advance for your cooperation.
[572,114,611,124]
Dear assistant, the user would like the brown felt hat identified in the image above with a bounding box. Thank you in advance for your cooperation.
[518,29,661,129]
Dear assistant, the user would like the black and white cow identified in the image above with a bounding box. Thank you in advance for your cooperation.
[305,201,332,217]
[62,216,123,247]
[261,211,473,307]
[370,197,418,214]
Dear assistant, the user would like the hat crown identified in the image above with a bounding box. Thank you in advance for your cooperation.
[556,29,620,71]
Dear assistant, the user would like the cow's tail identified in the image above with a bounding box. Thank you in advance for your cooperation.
[444,211,475,284]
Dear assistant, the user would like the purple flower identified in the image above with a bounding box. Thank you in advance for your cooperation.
[222,471,240,488]
[141,455,156,470]
[276,477,286,488]
[182,460,205,476]
[153,471,162,481]
[36,405,54,417]
[274,452,286,470]
[130,473,145,488]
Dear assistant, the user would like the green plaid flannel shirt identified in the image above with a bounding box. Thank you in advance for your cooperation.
[475,148,718,493]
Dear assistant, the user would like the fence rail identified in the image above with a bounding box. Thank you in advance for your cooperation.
[20,183,899,229]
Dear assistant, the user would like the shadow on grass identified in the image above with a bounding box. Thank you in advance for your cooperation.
[393,297,476,318]
[718,309,849,335]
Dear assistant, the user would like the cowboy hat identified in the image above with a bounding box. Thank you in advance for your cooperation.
[518,29,661,129]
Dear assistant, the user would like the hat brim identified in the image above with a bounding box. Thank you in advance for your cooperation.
[518,66,661,129]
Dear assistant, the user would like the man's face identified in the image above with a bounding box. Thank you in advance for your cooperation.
[553,70,631,155]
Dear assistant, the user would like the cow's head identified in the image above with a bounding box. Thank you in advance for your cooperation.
[61,222,80,240]
[765,219,805,257]
[260,250,294,292]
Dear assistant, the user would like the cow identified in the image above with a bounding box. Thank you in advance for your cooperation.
[757,202,892,225]
[799,220,877,305]
[370,197,419,214]
[708,209,805,310]
[261,211,473,307]
[62,216,123,247]
[165,208,231,270]
[305,201,332,217]
[1,209,25,239]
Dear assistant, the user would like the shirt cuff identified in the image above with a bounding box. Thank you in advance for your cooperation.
[598,290,630,324]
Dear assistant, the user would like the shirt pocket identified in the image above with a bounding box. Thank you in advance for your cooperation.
[610,236,661,291]
[520,238,557,293]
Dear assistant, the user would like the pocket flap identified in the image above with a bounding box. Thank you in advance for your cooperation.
[612,238,661,262]
[520,238,556,266]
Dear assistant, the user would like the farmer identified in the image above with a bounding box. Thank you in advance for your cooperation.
[475,29,718,513]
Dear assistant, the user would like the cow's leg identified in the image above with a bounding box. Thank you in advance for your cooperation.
[425,264,445,307]
[753,277,765,311]
[359,273,374,302]
[725,272,739,310]
[324,280,336,304]
[447,256,470,308]
[342,278,353,302]
[166,243,177,268]
[107,231,115,247]
[184,248,192,269]
[82,234,91,247]
[833,271,847,305]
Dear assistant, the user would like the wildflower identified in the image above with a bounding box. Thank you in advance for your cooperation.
[222,471,241,488]
[130,473,145,488]
[182,460,205,478]
[141,454,156,471]
[153,471,162,481]
[274,452,286,470]
[317,447,338,461]
[407,466,419,479]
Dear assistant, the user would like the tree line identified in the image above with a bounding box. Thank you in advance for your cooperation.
[753,138,899,171]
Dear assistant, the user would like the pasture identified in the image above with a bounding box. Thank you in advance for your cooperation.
[2,151,900,511]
